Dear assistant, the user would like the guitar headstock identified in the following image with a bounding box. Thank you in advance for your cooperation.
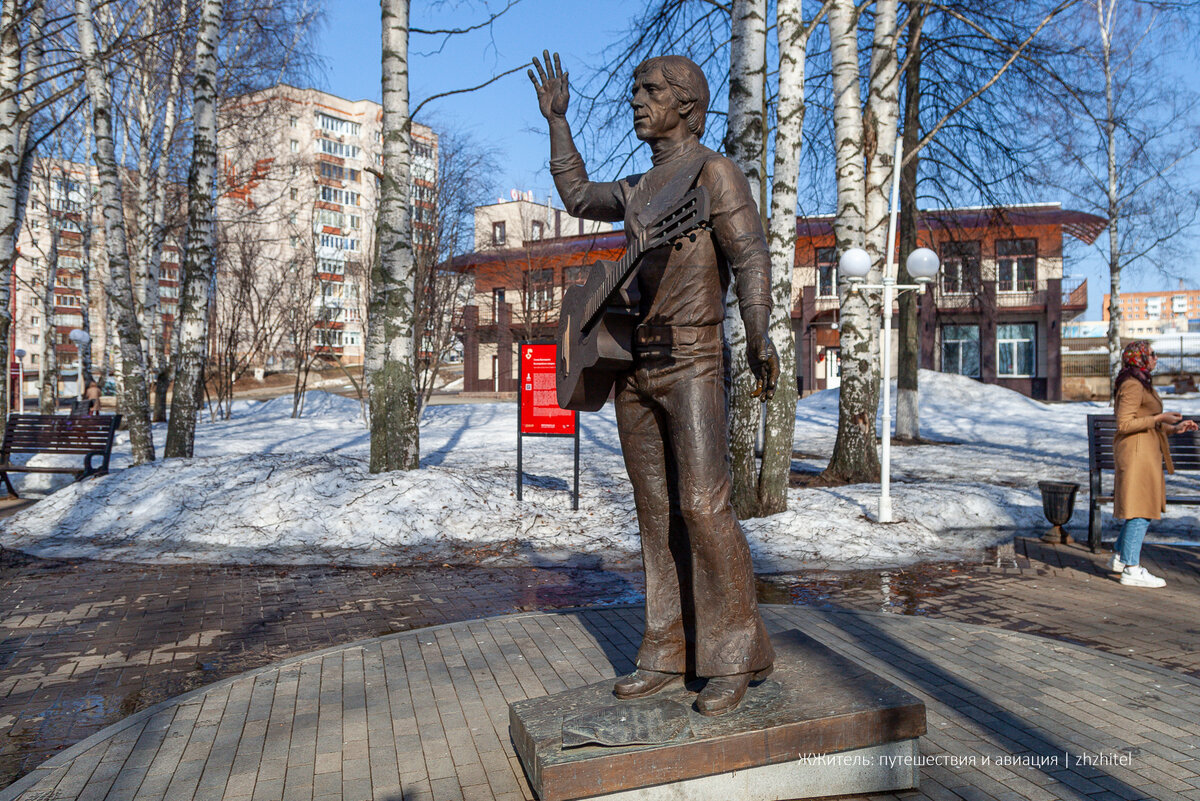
[641,186,711,252]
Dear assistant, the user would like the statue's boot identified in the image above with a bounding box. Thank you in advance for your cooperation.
[613,669,684,700]
[695,665,773,716]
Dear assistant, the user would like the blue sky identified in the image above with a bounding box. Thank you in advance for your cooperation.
[314,1,1194,320]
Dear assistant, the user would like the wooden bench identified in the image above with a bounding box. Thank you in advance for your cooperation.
[0,414,122,498]
[1087,413,1200,551]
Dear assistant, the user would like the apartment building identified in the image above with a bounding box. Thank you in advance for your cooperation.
[455,202,1105,401]
[1102,287,1200,336]
[474,194,612,252]
[219,83,437,366]
[8,159,180,401]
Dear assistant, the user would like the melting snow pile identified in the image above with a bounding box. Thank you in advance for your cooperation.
[3,370,1198,569]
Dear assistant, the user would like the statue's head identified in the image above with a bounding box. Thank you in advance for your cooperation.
[632,56,709,139]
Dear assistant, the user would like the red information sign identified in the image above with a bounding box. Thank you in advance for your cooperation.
[519,343,576,435]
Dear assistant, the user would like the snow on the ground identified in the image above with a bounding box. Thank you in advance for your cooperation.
[3,370,1199,570]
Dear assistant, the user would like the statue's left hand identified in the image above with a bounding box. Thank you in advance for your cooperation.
[748,334,779,402]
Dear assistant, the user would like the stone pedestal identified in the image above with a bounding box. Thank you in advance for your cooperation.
[509,629,926,801]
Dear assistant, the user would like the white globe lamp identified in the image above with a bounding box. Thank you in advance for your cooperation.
[838,247,872,283]
[905,247,940,283]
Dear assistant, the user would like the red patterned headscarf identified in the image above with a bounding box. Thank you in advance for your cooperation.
[1115,340,1154,393]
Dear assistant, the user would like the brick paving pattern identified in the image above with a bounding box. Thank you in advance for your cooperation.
[0,551,642,790]
[1,534,1199,797]
[4,605,1199,801]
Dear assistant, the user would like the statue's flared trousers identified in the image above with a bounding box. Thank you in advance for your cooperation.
[615,329,774,678]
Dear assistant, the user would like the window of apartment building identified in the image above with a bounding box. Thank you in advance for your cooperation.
[315,328,344,347]
[319,233,359,252]
[289,115,298,128]
[996,239,1036,293]
[318,258,345,274]
[291,164,299,177]
[528,269,554,312]
[317,138,361,160]
[30,315,38,325]
[55,294,80,307]
[940,240,981,294]
[289,139,299,153]
[563,266,585,286]
[941,325,980,378]
[288,211,298,225]
[344,331,361,346]
[816,247,837,297]
[531,220,545,241]
[1172,295,1187,314]
[317,209,345,229]
[492,288,506,317]
[492,221,506,246]
[348,215,361,230]
[30,333,38,344]
[289,188,298,200]
[316,113,361,137]
[1146,297,1162,318]
[997,323,1035,377]
[29,354,37,365]
[289,235,299,247]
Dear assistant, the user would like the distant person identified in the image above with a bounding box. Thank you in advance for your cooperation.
[83,380,102,415]
[1110,341,1197,587]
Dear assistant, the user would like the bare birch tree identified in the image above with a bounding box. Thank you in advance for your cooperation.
[821,0,897,483]
[1024,0,1200,391]
[724,0,769,518]
[368,0,420,471]
[74,0,155,461]
[759,0,828,514]
[164,0,219,457]
[0,0,53,423]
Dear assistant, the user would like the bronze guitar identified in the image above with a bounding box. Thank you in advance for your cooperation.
[556,186,711,411]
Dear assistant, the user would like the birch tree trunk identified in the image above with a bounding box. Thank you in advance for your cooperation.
[74,0,155,463]
[0,2,21,421]
[0,0,45,422]
[367,0,420,472]
[165,0,222,457]
[39,225,59,413]
[724,0,767,517]
[144,0,187,422]
[824,0,878,483]
[1099,0,1121,393]
[759,0,813,515]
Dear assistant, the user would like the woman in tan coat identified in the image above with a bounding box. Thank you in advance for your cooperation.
[1111,341,1197,587]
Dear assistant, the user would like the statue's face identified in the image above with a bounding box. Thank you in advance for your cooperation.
[631,67,686,142]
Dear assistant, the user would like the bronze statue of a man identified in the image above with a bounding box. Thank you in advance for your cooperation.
[529,51,780,716]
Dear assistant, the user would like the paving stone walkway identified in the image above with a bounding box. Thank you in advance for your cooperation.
[3,535,1200,795]
[3,605,1198,801]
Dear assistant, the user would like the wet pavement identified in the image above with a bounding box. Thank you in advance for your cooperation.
[2,536,1199,791]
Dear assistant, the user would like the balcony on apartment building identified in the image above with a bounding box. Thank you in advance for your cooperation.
[804,275,1087,315]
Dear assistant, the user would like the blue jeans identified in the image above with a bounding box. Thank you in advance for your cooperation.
[1115,518,1150,567]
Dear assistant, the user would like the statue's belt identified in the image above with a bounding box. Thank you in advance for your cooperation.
[633,323,720,348]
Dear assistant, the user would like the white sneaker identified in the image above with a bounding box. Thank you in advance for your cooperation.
[1108,554,1126,573]
[1120,565,1166,588]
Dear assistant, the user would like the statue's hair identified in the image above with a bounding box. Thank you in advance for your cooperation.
[633,56,709,138]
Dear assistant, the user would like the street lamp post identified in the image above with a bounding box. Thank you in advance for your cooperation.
[838,142,939,522]
[68,329,91,403]
[13,349,25,414]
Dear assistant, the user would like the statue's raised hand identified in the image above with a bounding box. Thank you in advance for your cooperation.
[529,50,569,120]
